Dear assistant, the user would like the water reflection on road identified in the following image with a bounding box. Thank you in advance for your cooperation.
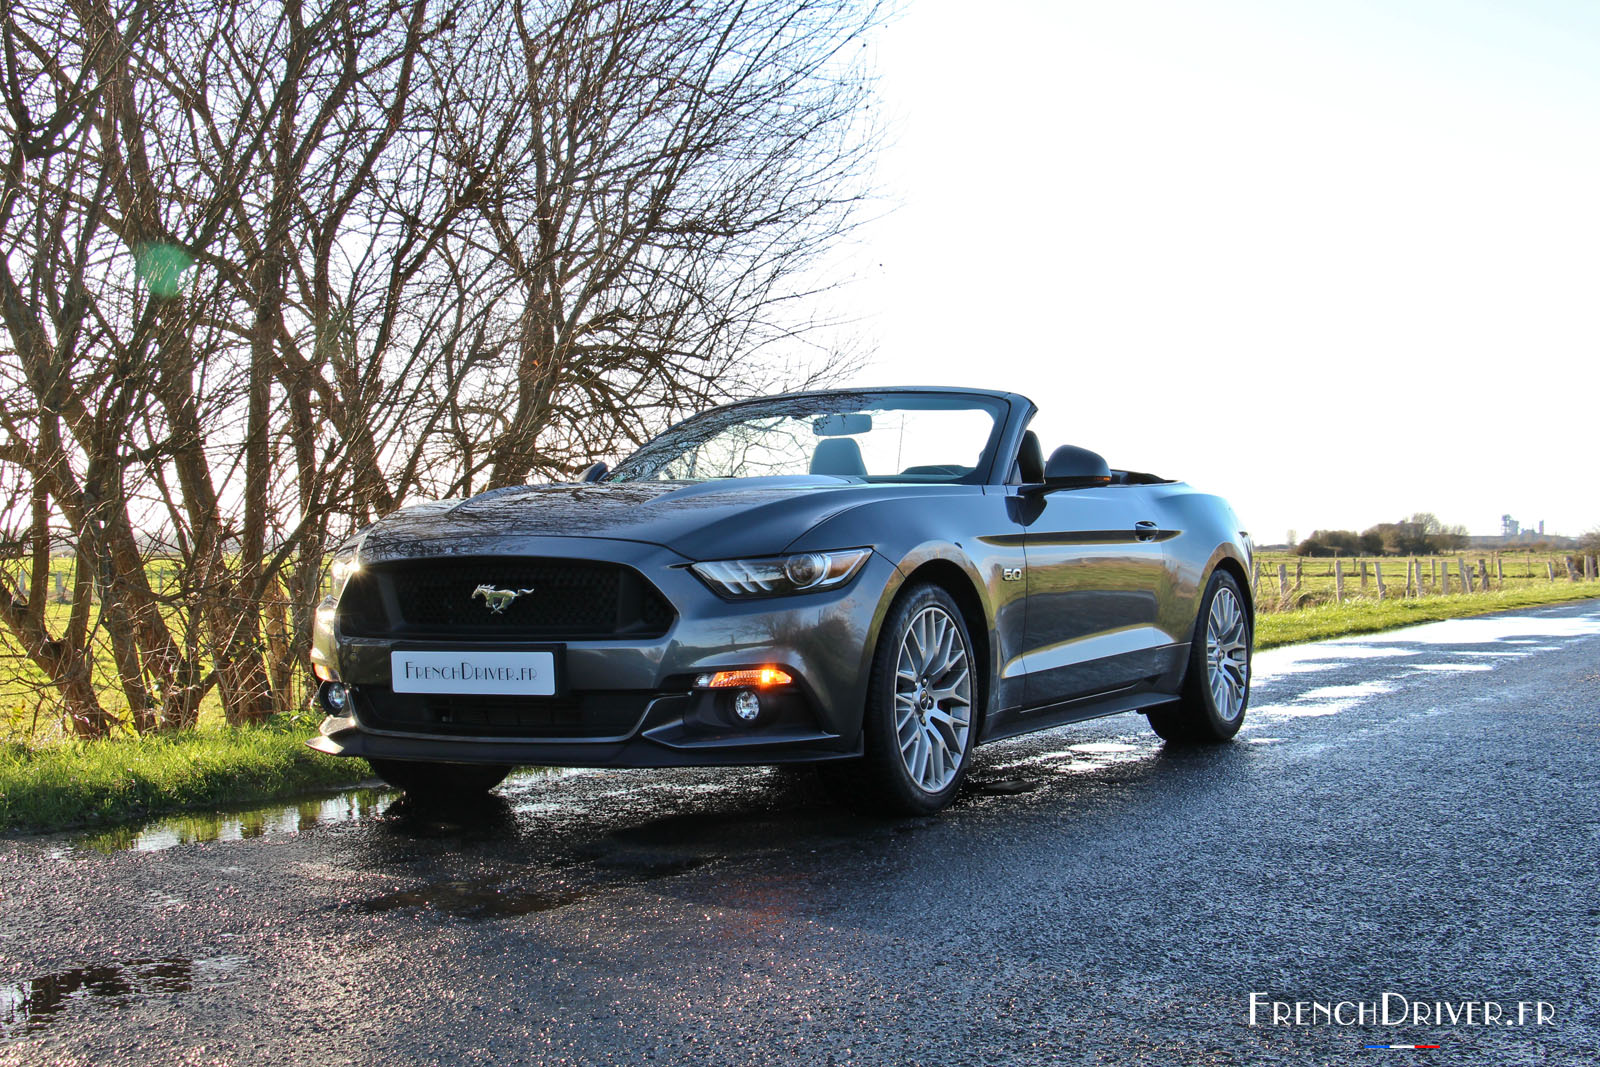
[68,788,399,855]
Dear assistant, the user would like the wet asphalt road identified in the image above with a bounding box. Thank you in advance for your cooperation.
[2,602,1598,1066]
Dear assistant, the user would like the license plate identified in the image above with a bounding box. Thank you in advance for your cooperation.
[390,650,558,696]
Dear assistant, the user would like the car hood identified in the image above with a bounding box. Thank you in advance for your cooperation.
[356,477,885,563]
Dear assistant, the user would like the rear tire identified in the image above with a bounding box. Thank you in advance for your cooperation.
[1148,570,1251,744]
[368,758,512,797]
[831,583,979,815]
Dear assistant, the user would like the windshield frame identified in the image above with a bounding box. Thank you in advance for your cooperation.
[607,389,1015,486]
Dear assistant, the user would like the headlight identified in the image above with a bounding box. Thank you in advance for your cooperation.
[322,543,362,603]
[691,548,871,599]
[314,541,362,640]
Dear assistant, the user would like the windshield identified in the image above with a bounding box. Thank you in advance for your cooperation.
[608,392,1007,484]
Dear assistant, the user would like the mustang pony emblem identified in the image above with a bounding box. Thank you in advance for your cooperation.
[472,584,536,613]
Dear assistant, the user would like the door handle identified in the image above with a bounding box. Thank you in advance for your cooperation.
[1134,520,1160,542]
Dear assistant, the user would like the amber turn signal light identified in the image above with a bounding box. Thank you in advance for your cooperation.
[697,667,792,689]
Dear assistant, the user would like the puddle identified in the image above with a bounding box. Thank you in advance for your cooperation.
[1409,663,1496,672]
[996,737,1157,781]
[355,877,589,919]
[1251,611,1600,686]
[1296,682,1394,702]
[0,954,246,1041]
[1362,613,1600,646]
[1251,645,1419,683]
[348,855,709,921]
[68,788,399,855]
[59,768,586,856]
[968,777,1041,796]
[1248,701,1351,720]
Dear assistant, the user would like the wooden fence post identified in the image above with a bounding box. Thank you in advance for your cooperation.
[1374,560,1385,601]
[1477,558,1489,592]
[1496,556,1504,585]
[1589,556,1598,581]
[1278,563,1289,605]
[1458,558,1471,593]
[1440,565,1450,595]
[1334,559,1344,604]
[1547,561,1556,582]
[1294,559,1303,591]
[1406,558,1417,597]
[1430,558,1437,587]
[1566,557,1578,582]
[53,571,65,602]
[1360,560,1369,591]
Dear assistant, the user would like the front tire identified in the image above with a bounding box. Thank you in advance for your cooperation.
[835,583,979,815]
[1148,571,1252,743]
[368,758,512,797]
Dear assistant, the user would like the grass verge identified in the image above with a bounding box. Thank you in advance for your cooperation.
[0,723,371,835]
[3,585,1597,837]
[1256,583,1600,649]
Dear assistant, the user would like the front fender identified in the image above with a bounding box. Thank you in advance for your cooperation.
[789,487,1026,721]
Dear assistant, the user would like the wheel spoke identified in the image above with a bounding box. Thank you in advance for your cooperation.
[928,666,970,706]
[894,691,919,733]
[924,725,950,782]
[908,614,934,671]
[934,622,960,678]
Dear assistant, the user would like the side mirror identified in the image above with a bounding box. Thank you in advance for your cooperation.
[1034,445,1111,492]
[579,461,609,483]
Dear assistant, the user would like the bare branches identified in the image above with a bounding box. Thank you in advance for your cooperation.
[0,0,880,738]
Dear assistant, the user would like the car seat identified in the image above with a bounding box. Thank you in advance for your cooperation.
[810,437,868,476]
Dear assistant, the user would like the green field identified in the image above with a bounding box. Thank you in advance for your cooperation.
[0,564,283,743]
[1256,582,1600,648]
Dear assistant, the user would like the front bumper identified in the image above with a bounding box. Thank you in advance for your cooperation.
[309,536,895,767]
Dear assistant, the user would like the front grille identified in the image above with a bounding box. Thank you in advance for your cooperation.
[354,687,658,739]
[338,557,675,639]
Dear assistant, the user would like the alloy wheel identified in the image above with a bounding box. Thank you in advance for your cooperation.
[893,605,973,794]
[1205,586,1250,721]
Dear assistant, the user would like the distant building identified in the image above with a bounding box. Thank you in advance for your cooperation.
[1502,514,1519,537]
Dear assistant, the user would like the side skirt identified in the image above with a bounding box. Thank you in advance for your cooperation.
[978,685,1179,744]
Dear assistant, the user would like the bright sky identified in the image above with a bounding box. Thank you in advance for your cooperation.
[838,0,1600,542]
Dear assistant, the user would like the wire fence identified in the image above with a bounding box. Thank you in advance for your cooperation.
[1251,551,1600,612]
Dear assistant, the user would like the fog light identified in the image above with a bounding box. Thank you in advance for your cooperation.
[732,688,761,724]
[323,682,348,713]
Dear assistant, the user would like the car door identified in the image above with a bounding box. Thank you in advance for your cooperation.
[1017,485,1172,707]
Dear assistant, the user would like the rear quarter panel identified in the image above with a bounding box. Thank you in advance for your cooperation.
[1146,483,1254,641]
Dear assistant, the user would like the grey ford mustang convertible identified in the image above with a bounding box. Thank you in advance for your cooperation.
[308,387,1253,814]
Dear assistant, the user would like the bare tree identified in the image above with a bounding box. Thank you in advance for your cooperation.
[0,0,880,737]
